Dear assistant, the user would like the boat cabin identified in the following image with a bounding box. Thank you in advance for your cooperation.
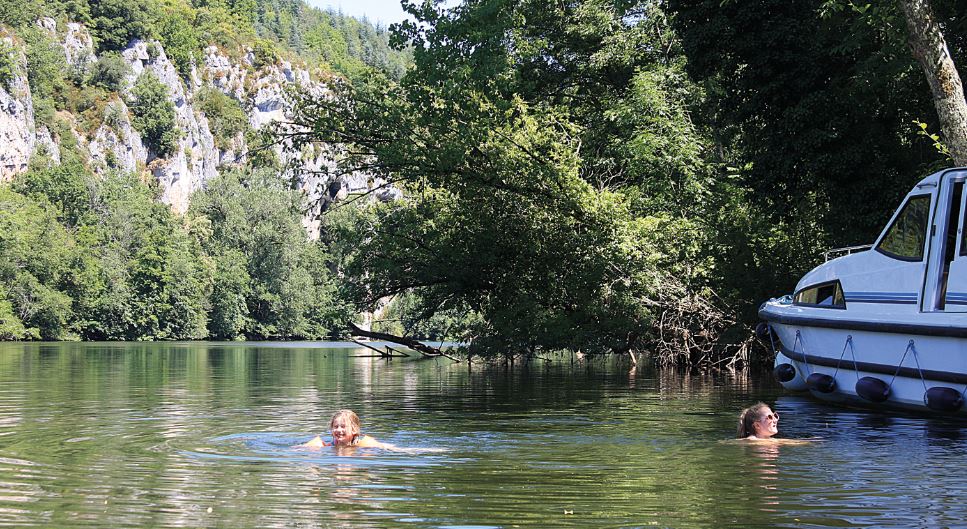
[794,168,967,315]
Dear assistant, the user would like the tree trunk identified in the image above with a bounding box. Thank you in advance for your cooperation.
[898,0,967,165]
[347,321,458,360]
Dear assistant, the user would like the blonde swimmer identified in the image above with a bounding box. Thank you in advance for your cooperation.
[301,409,394,450]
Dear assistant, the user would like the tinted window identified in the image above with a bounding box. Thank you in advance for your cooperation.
[877,194,931,261]
[794,281,846,308]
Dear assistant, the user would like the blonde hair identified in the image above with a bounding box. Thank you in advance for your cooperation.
[737,402,770,438]
[330,409,362,446]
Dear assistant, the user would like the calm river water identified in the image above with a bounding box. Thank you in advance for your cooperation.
[1,342,966,528]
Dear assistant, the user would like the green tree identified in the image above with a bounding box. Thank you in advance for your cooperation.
[0,41,17,92]
[22,26,67,124]
[88,51,131,92]
[129,72,181,158]
[77,172,209,340]
[251,0,411,80]
[13,156,93,227]
[155,0,201,78]
[195,87,250,149]
[0,187,78,340]
[90,0,155,52]
[207,249,251,339]
[295,0,725,361]
[667,0,957,320]
[897,0,967,164]
[189,169,345,340]
[0,285,29,340]
[194,2,258,51]
[0,0,44,28]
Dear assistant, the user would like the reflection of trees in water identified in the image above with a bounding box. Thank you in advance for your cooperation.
[656,366,757,397]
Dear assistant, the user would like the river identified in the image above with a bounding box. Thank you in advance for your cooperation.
[1,341,965,528]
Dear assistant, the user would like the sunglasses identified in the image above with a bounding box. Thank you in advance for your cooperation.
[761,412,779,421]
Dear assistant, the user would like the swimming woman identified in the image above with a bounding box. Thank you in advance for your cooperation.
[737,402,780,440]
[301,409,393,450]
[735,402,817,448]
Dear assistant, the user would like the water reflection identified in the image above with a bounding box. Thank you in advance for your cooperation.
[742,442,783,514]
[925,420,967,444]
[1,343,966,528]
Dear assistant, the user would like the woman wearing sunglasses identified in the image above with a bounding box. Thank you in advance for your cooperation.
[737,402,781,440]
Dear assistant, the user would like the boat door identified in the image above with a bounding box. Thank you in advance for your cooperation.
[865,183,934,312]
[923,169,967,312]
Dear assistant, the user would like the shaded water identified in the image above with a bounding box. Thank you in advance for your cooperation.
[1,342,966,528]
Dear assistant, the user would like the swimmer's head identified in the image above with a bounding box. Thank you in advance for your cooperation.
[330,409,361,446]
[737,402,777,438]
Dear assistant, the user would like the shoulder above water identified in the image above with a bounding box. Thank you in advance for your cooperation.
[296,434,395,450]
[724,437,818,446]
[295,434,446,453]
[297,435,329,449]
[355,435,390,449]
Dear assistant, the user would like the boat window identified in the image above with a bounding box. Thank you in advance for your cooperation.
[877,194,931,261]
[794,280,846,308]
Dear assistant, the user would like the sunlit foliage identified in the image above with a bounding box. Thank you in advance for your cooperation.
[294,0,729,361]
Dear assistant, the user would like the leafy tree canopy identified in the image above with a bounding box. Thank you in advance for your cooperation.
[129,72,180,158]
[666,0,960,317]
[295,0,726,360]
[188,169,348,340]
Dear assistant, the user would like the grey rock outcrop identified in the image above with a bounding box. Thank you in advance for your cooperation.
[34,125,61,165]
[199,46,247,103]
[37,17,95,70]
[88,100,147,175]
[0,39,35,182]
[123,40,219,212]
[198,47,360,234]
[63,22,95,68]
[0,20,393,231]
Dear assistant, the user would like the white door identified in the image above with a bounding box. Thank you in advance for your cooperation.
[941,172,967,312]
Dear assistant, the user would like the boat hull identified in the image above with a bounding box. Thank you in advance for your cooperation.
[759,167,967,416]
[761,305,967,415]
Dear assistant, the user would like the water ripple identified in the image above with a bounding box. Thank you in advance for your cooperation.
[1,343,965,529]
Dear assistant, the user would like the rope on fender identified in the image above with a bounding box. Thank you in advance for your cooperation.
[831,335,857,381]
[794,330,811,376]
[889,340,927,392]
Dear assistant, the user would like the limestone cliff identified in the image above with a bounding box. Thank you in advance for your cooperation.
[0,18,380,232]
[0,36,35,180]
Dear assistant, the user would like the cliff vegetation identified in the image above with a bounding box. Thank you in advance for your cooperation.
[0,0,405,341]
[2,0,964,367]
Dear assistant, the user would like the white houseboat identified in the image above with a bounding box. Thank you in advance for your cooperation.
[759,167,967,414]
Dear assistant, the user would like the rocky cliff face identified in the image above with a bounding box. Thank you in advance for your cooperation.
[0,37,36,180]
[0,19,380,232]
[120,39,220,211]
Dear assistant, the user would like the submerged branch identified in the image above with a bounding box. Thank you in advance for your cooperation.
[347,322,460,361]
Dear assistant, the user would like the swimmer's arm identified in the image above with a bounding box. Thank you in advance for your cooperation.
[356,435,396,450]
[356,435,445,453]
[298,435,328,449]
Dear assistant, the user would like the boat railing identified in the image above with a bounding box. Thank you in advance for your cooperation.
[824,244,873,261]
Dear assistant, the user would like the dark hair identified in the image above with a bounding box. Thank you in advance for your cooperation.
[737,402,770,438]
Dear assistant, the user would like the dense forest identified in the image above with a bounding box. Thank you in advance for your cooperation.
[0,0,409,80]
[288,0,962,363]
[1,0,964,365]
[0,0,403,341]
